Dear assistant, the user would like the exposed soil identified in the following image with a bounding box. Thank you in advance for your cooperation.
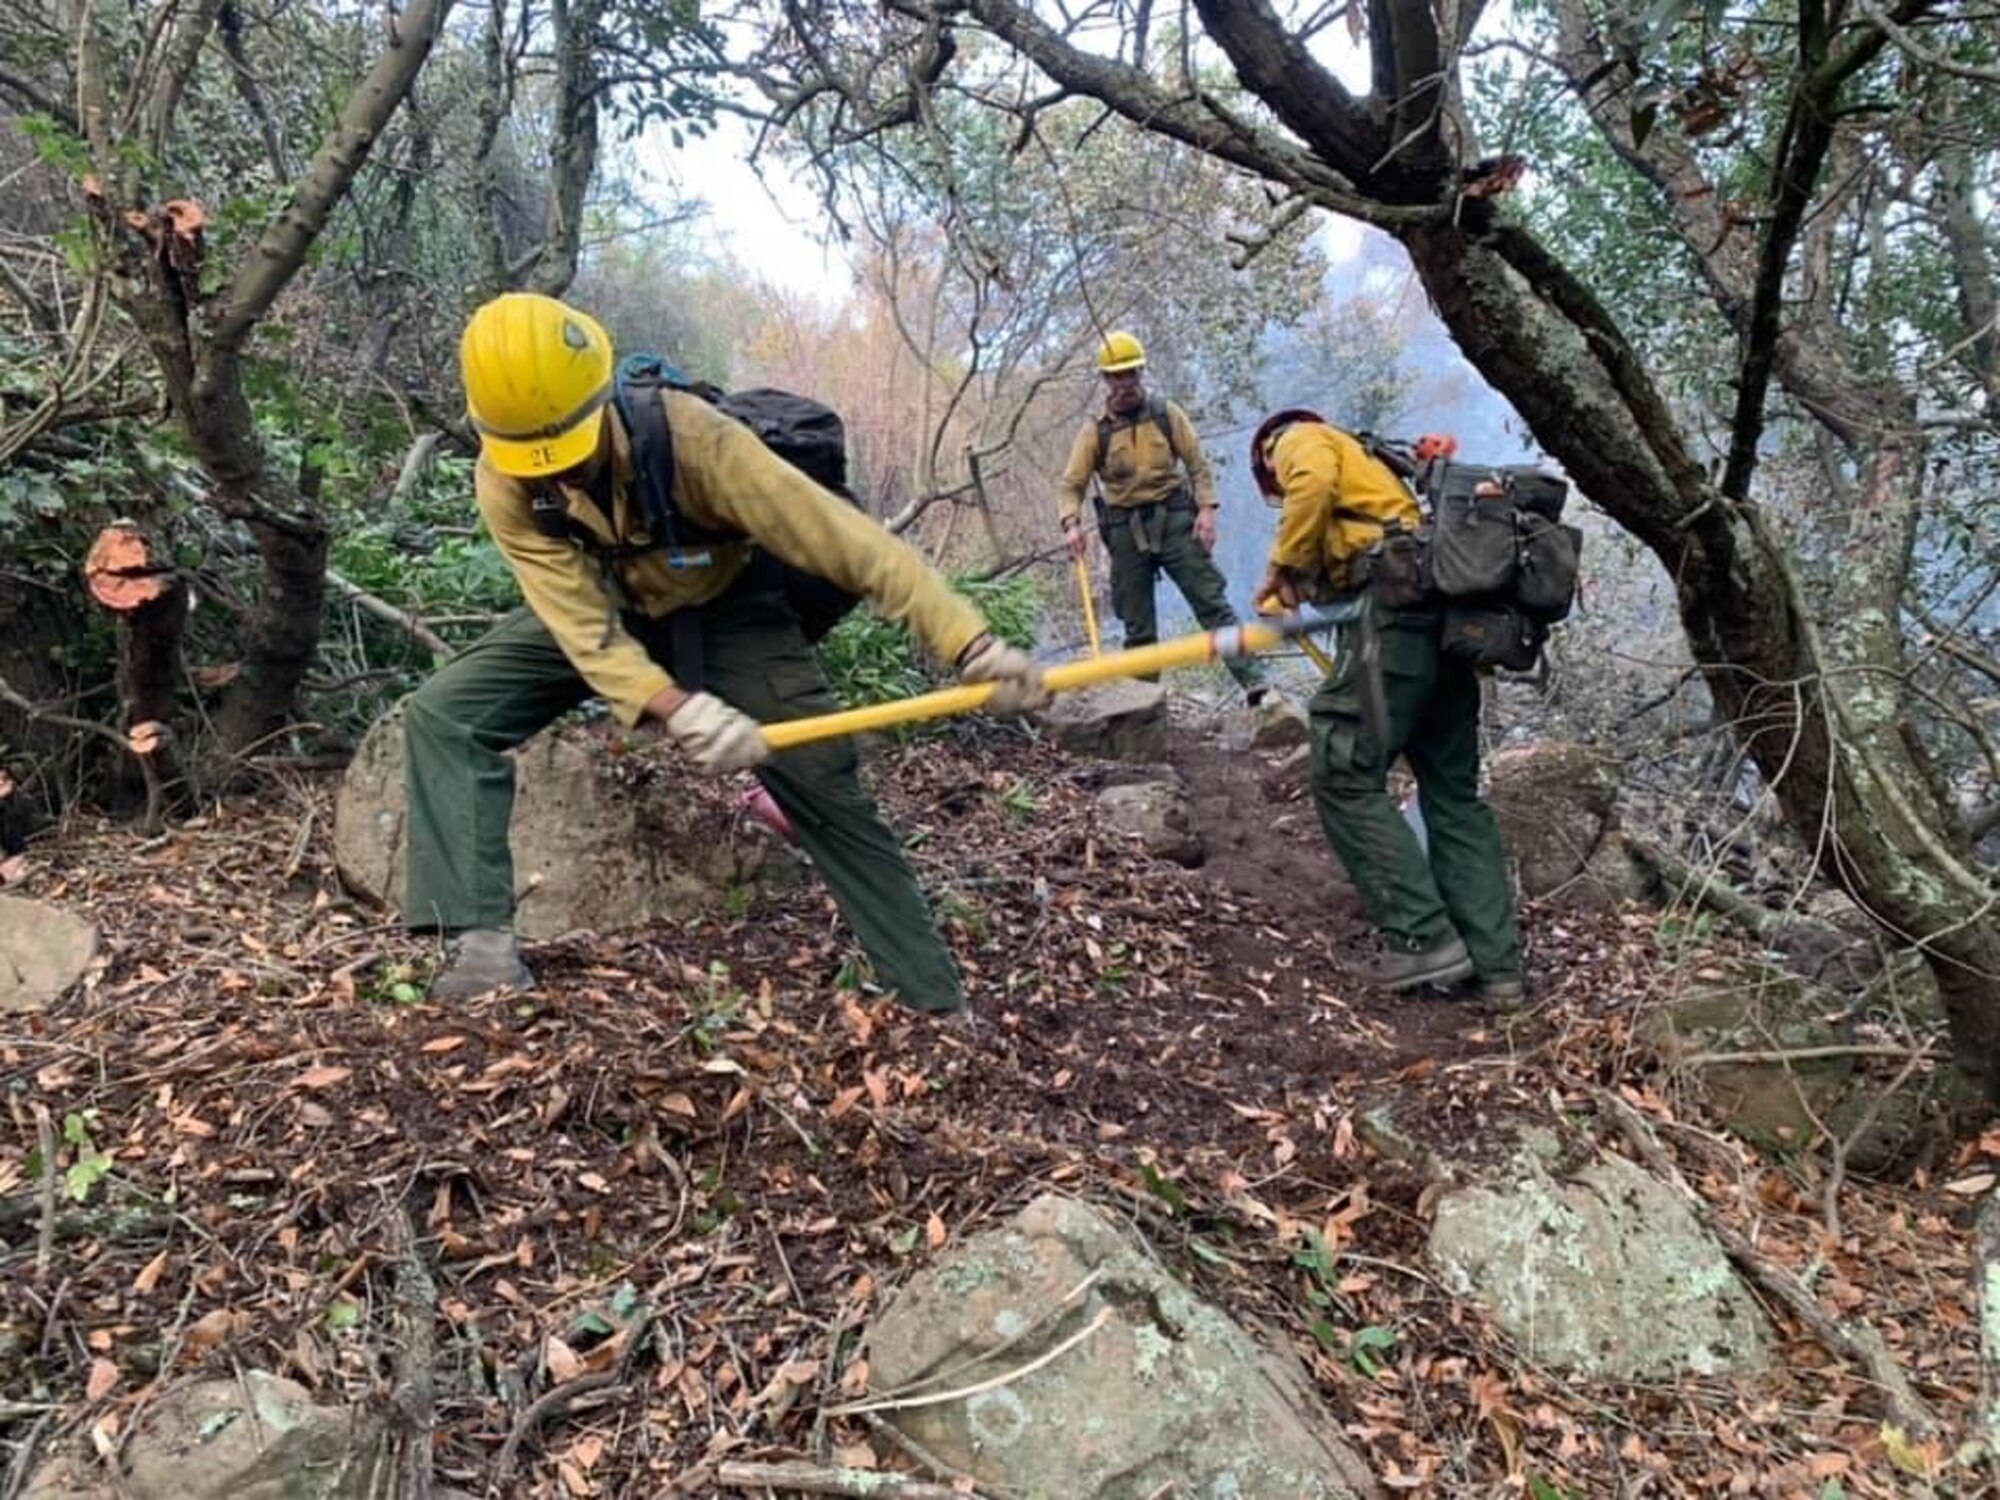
[0,722,1986,1498]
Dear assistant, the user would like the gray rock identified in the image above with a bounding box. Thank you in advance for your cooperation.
[1038,680,1168,762]
[0,896,98,1013]
[1485,742,1619,898]
[1218,696,1311,753]
[1637,965,1850,1148]
[333,707,799,940]
[865,1194,1374,1500]
[1565,832,1654,912]
[1430,1136,1772,1379]
[24,1371,386,1500]
[1094,773,1203,866]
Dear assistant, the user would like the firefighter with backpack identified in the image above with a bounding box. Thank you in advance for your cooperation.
[406,292,1048,1011]
[1251,410,1526,1006]
[1057,333,1267,704]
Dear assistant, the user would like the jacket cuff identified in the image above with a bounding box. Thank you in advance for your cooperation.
[611,665,678,727]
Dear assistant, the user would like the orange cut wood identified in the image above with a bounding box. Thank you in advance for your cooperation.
[84,526,167,611]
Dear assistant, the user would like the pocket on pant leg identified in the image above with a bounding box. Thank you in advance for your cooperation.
[1312,709,1380,782]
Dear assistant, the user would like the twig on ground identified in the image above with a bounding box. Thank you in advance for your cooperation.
[827,1308,1112,1418]
[1817,1051,1930,1241]
[716,1461,992,1498]
[0,1410,54,1500]
[1623,835,1780,938]
[32,1107,55,1283]
[863,1412,1020,1499]
[493,1374,627,1475]
[493,1307,652,1477]
[1599,1089,1939,1438]
[1676,1044,1941,1068]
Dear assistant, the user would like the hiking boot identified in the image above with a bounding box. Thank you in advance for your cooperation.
[1475,974,1528,1012]
[1365,933,1474,992]
[429,928,534,1002]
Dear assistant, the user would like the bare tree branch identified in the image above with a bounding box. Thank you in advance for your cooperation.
[210,0,457,350]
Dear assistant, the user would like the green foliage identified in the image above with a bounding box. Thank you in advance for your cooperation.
[998,777,1040,824]
[326,458,524,640]
[1348,1324,1397,1378]
[324,1298,362,1332]
[1137,1158,1189,1217]
[16,114,91,175]
[61,1112,114,1203]
[814,573,1040,714]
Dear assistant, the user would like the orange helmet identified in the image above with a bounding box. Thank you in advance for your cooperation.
[1250,408,1325,498]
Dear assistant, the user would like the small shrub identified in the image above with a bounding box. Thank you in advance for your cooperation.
[816,573,1041,713]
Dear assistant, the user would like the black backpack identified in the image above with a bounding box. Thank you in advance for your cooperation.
[1353,434,1583,672]
[609,355,864,643]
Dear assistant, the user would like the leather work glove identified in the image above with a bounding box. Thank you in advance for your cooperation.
[664,692,771,773]
[957,633,1052,715]
[1063,520,1089,561]
[1193,508,1219,553]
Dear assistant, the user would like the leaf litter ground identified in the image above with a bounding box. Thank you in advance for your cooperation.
[0,725,1990,1498]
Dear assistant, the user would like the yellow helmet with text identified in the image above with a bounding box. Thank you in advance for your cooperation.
[1096,330,1146,373]
[460,293,614,477]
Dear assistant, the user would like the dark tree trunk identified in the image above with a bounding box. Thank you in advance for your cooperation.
[84,522,190,824]
[77,0,451,764]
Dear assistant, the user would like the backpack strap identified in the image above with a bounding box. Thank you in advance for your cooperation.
[1094,394,1178,475]
[613,356,689,547]
[608,355,732,689]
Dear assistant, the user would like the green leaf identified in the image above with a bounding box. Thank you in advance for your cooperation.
[324,1298,361,1331]
[1529,1476,1573,1500]
[1307,1318,1340,1350]
[1138,1160,1188,1216]
[1349,1324,1397,1377]
[1818,1482,1846,1500]
[63,1112,94,1148]
[890,1225,921,1256]
[1187,1239,1230,1265]
[64,1151,112,1203]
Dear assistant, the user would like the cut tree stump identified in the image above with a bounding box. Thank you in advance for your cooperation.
[83,522,189,824]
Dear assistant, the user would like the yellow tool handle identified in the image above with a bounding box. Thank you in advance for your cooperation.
[763,622,1290,752]
[1074,555,1102,658]
[1259,598,1336,675]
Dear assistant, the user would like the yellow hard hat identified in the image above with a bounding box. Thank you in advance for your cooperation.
[1097,330,1146,373]
[460,293,614,477]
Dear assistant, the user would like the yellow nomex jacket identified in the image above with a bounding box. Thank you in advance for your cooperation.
[476,388,988,725]
[1266,423,1422,592]
[1056,399,1218,525]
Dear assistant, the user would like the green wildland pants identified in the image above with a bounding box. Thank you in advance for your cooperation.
[1104,502,1263,692]
[401,577,965,1011]
[1309,610,1520,980]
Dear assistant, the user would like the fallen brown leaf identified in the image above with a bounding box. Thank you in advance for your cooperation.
[85,1359,119,1401]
